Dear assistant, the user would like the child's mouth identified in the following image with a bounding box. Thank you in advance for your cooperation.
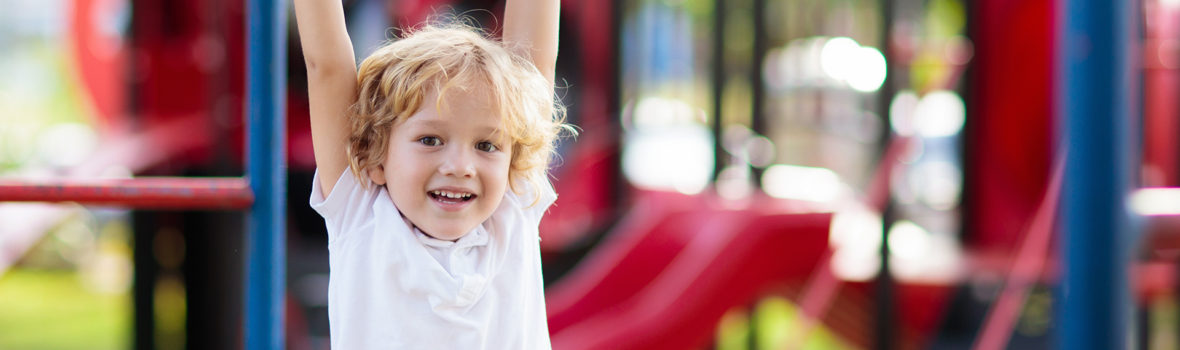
[428,190,477,204]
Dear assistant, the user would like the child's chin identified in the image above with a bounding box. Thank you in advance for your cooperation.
[422,225,475,241]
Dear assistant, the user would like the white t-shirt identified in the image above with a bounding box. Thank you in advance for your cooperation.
[309,168,555,349]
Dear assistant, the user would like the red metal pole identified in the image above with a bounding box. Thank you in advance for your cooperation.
[0,177,254,209]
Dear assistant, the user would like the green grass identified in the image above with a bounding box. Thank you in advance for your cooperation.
[717,296,856,350]
[0,269,129,350]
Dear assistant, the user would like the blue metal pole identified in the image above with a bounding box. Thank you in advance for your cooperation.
[245,0,287,348]
[1057,0,1139,348]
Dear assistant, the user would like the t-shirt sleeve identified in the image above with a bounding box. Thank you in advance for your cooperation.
[309,167,373,242]
[516,178,558,225]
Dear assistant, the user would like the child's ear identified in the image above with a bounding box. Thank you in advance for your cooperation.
[368,165,387,185]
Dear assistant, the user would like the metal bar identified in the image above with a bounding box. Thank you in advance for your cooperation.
[132,213,157,350]
[711,0,724,181]
[750,0,766,137]
[245,0,287,347]
[1058,0,1139,348]
[749,0,767,186]
[0,178,253,209]
[610,0,625,217]
[875,0,896,348]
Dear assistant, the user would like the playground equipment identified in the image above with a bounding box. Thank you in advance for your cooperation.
[549,204,832,349]
[2,0,1178,348]
[2,0,620,347]
[0,0,288,349]
[545,136,939,349]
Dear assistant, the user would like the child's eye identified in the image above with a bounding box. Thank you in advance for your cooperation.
[476,141,499,153]
[418,136,442,146]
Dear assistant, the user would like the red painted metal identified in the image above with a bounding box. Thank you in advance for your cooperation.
[0,177,253,209]
[548,208,832,350]
[1143,1,1180,187]
[973,159,1062,350]
[969,0,1056,253]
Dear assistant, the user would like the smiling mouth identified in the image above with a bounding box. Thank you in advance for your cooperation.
[428,190,477,204]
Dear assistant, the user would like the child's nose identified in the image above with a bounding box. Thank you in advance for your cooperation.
[439,149,477,178]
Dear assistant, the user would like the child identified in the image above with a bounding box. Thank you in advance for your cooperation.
[293,0,569,348]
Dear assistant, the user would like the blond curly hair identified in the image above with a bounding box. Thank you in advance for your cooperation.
[346,23,572,204]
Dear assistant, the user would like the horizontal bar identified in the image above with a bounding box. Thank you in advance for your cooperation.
[0,177,253,209]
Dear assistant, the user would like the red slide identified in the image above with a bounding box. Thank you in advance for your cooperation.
[546,190,832,350]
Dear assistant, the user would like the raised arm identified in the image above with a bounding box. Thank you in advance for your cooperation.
[502,0,560,85]
[293,0,357,196]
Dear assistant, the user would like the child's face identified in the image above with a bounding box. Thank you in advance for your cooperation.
[369,87,511,241]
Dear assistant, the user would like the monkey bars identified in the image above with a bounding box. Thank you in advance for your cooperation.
[0,0,287,348]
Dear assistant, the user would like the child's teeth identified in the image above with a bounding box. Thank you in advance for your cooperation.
[431,190,471,199]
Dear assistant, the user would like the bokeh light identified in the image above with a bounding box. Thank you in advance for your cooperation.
[913,90,965,137]
[761,164,843,203]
